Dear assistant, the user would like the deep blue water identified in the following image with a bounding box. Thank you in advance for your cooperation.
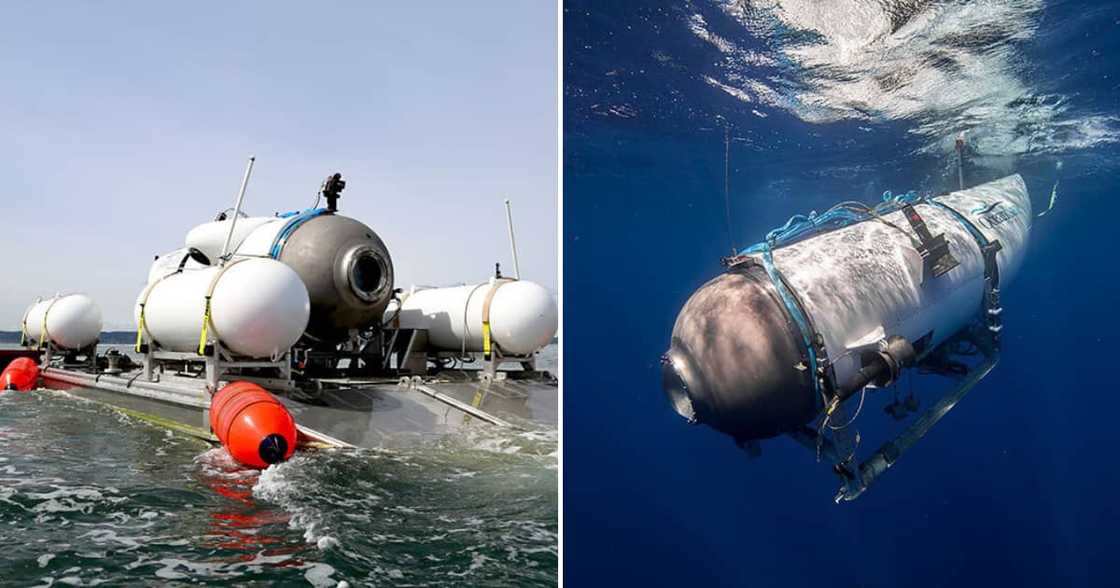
[564,1,1120,586]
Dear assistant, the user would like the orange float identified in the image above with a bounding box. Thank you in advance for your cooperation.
[209,381,297,468]
[1,357,40,392]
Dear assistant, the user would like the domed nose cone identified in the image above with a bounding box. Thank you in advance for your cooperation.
[664,265,818,441]
[278,214,395,342]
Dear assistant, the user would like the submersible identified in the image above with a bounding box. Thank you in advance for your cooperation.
[21,162,558,471]
[184,173,394,343]
[662,174,1032,499]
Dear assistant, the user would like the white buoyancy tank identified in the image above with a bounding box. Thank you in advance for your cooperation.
[136,258,310,358]
[184,216,277,262]
[392,279,558,355]
[147,247,211,284]
[22,294,103,349]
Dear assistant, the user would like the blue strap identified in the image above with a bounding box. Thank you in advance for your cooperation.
[738,191,1003,415]
[925,199,990,247]
[740,190,922,255]
[736,189,932,409]
[269,208,329,258]
[757,243,825,408]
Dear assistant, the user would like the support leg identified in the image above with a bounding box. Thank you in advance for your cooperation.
[205,352,220,392]
[143,351,154,382]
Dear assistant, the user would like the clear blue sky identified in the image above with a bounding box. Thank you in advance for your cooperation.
[0,2,557,329]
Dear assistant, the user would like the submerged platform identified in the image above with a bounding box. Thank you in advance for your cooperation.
[40,363,557,450]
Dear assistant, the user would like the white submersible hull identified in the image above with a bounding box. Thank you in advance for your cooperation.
[662,174,1031,498]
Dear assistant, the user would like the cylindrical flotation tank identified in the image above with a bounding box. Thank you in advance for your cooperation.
[183,215,274,259]
[1,357,40,391]
[186,210,394,342]
[135,258,310,359]
[662,174,1032,441]
[147,247,211,284]
[209,381,297,468]
[22,294,103,350]
[392,279,558,355]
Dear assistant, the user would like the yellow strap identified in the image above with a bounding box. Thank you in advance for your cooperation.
[463,386,488,425]
[480,278,515,360]
[482,322,492,357]
[135,305,146,353]
[197,297,212,355]
[197,259,246,356]
[134,269,179,353]
[37,298,56,351]
[19,314,28,347]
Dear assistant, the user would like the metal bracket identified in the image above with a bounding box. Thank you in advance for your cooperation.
[142,343,293,393]
[40,341,97,372]
[481,347,535,379]
[789,341,998,503]
[902,203,959,280]
[981,240,1004,343]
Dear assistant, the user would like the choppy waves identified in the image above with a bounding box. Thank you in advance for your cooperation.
[250,442,557,586]
[0,390,557,586]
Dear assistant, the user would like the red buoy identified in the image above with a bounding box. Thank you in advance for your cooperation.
[1,357,40,392]
[209,381,297,469]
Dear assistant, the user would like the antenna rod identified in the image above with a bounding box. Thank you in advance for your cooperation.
[504,198,521,279]
[954,132,965,191]
[220,156,256,264]
[723,124,735,254]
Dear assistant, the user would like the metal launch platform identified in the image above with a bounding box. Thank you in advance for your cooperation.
[31,350,557,450]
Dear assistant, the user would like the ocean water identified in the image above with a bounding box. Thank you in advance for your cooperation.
[564,1,1119,586]
[0,345,557,586]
